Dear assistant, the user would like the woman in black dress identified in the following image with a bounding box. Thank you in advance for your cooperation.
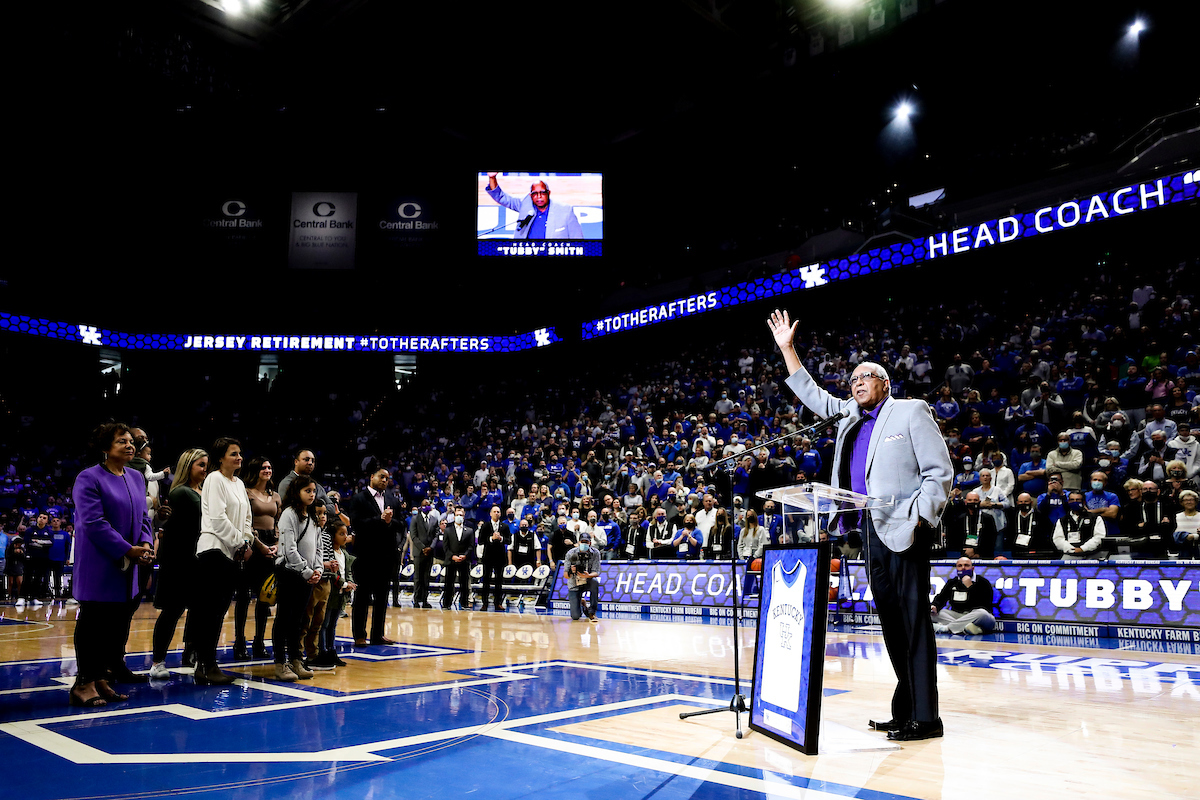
[149,448,208,678]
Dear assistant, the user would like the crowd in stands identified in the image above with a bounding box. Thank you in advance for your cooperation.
[3,258,1199,626]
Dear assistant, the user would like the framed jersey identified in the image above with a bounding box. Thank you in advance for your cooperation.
[749,542,831,755]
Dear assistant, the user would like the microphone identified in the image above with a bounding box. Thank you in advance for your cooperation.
[824,410,850,425]
[516,214,533,232]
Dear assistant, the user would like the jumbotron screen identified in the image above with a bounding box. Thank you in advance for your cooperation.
[476,172,603,257]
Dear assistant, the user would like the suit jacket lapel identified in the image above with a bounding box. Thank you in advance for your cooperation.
[866,399,897,477]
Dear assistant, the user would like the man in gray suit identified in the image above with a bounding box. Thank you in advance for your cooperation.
[409,504,438,609]
[485,173,583,240]
[769,309,953,742]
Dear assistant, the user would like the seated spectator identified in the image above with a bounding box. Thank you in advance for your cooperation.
[1162,459,1198,505]
[1173,490,1200,559]
[1052,490,1110,560]
[931,556,996,635]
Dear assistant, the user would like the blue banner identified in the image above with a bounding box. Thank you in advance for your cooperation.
[550,559,746,607]
[838,560,1200,629]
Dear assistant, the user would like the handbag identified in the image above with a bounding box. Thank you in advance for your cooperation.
[259,572,277,605]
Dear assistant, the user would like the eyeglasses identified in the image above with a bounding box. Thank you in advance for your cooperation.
[848,374,882,388]
[530,190,549,196]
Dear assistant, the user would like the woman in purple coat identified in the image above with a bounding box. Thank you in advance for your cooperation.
[70,422,155,707]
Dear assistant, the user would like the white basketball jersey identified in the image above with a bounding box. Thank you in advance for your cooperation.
[760,559,807,712]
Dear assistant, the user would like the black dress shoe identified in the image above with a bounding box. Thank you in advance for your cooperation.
[869,718,906,732]
[232,640,249,661]
[252,641,269,659]
[108,665,150,684]
[419,603,433,609]
[887,719,944,741]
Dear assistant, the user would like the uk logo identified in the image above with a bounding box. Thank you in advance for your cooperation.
[78,325,102,345]
[799,264,828,289]
[534,328,552,347]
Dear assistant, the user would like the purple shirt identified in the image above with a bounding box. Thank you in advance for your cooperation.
[850,397,890,497]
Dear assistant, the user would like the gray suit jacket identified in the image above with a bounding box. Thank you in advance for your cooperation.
[486,185,583,240]
[408,513,437,564]
[785,365,953,552]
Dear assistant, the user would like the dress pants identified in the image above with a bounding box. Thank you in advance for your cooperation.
[412,557,433,606]
[194,550,239,668]
[441,560,472,608]
[352,566,391,640]
[865,518,939,724]
[75,598,140,683]
[480,561,505,609]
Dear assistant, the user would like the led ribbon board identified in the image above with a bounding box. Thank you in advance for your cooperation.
[839,560,1200,629]
[582,169,1200,340]
[0,315,560,354]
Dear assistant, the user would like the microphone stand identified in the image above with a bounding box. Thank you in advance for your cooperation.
[679,411,846,738]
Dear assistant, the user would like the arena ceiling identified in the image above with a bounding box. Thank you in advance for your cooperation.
[6,0,1198,332]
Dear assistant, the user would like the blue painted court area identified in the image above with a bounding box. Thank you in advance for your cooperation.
[1,660,908,800]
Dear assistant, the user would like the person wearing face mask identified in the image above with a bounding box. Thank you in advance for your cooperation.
[476,505,510,611]
[1166,423,1199,480]
[1118,481,1175,559]
[441,505,475,610]
[407,500,438,609]
[945,492,998,558]
[1161,459,1198,505]
[643,508,676,559]
[671,514,703,560]
[547,515,576,569]
[1134,431,1177,483]
[1009,493,1045,557]
[595,508,621,561]
[704,508,734,560]
[1046,435,1083,491]
[1094,441,1128,492]
[930,557,995,635]
[510,518,542,582]
[1052,491,1110,560]
[563,532,601,622]
[1083,470,1120,522]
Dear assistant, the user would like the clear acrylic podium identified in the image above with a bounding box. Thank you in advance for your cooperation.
[757,483,896,543]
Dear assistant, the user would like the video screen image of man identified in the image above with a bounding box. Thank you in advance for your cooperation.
[483,173,583,240]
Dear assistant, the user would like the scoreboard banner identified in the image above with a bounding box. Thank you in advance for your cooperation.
[549,559,747,607]
[749,543,831,755]
[838,560,1200,629]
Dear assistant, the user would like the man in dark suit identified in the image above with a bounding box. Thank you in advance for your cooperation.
[408,501,438,608]
[349,465,403,645]
[944,491,1000,558]
[476,505,510,610]
[440,505,474,609]
[771,309,953,742]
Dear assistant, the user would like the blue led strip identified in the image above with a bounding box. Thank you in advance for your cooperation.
[582,169,1199,340]
[0,313,560,354]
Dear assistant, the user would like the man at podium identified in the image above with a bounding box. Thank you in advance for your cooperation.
[769,309,953,742]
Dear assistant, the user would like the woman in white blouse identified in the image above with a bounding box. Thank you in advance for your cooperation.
[1174,490,1200,559]
[192,437,252,685]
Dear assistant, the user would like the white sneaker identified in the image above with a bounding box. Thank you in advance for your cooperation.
[65,598,79,605]
[149,662,171,680]
[933,623,950,634]
[15,599,25,607]
[30,599,42,608]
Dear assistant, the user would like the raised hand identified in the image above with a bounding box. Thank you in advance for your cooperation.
[768,309,798,350]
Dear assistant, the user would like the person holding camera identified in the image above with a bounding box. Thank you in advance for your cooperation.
[563,531,600,623]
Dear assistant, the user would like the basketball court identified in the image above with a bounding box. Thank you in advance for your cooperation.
[2,599,1196,800]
